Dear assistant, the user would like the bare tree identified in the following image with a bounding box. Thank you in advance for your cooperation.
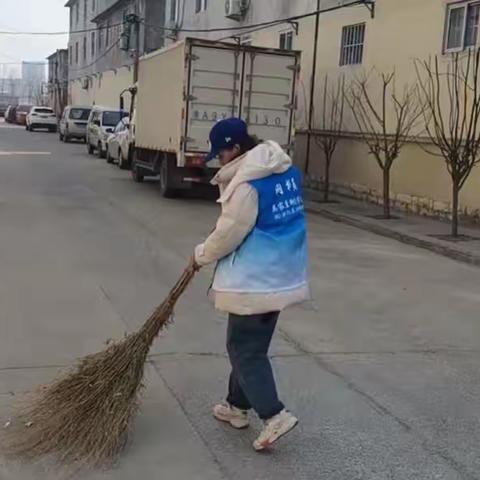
[347,71,422,219]
[314,74,345,202]
[415,51,480,237]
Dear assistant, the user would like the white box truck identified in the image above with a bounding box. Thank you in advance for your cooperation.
[123,38,301,197]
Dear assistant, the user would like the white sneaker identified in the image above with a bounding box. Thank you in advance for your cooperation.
[253,410,298,451]
[213,403,249,429]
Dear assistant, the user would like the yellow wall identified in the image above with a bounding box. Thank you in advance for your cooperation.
[68,66,133,110]
[252,0,480,220]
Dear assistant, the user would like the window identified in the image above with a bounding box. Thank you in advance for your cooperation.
[445,1,480,51]
[91,31,95,57]
[70,108,91,120]
[340,23,365,66]
[83,0,87,23]
[195,0,207,13]
[75,42,79,64]
[279,31,293,50]
[33,107,54,115]
[98,25,104,52]
[114,121,126,133]
[102,111,127,127]
[170,0,178,23]
[75,2,79,24]
[83,36,87,61]
[92,0,95,11]
[69,45,73,66]
[106,22,110,46]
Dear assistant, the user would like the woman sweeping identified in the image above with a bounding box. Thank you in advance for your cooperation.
[193,118,310,451]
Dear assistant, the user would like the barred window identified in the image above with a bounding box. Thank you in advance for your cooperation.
[195,0,207,13]
[445,1,480,52]
[91,31,95,58]
[279,31,293,51]
[340,23,365,66]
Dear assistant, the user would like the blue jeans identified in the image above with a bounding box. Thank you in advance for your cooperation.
[226,312,285,420]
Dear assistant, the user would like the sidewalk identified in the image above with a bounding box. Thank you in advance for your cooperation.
[305,189,480,267]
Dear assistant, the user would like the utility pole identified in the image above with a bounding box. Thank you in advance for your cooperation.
[304,0,321,175]
[123,4,141,84]
[133,0,141,84]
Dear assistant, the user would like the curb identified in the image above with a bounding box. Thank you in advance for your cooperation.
[305,202,480,268]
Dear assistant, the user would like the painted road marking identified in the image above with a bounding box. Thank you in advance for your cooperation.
[0,151,51,156]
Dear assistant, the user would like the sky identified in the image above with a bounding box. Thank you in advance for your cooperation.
[0,0,69,78]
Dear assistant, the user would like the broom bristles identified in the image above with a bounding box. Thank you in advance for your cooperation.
[0,266,196,473]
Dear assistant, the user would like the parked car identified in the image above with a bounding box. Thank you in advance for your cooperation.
[4,105,17,123]
[59,105,92,143]
[0,95,18,117]
[15,105,33,125]
[106,117,130,169]
[86,106,128,158]
[26,106,57,132]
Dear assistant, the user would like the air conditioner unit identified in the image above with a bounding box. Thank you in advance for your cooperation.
[225,0,248,21]
[81,77,89,90]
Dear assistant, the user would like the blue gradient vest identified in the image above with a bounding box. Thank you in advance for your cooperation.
[213,166,308,294]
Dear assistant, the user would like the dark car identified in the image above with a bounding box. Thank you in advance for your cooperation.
[15,105,33,125]
[5,105,18,123]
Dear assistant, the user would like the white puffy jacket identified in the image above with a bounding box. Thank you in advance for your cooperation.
[195,141,310,315]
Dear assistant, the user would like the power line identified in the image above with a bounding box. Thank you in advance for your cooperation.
[0,62,47,65]
[70,39,122,74]
[0,22,123,36]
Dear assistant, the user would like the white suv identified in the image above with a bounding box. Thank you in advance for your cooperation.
[26,107,57,132]
[86,107,128,158]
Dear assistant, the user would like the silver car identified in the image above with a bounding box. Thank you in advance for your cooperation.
[59,106,92,142]
[106,117,131,169]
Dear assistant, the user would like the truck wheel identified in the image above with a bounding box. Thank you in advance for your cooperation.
[87,141,95,155]
[59,132,64,142]
[159,156,177,198]
[131,161,144,183]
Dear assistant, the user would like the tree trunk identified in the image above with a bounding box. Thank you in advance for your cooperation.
[382,167,391,219]
[323,157,331,202]
[451,180,460,237]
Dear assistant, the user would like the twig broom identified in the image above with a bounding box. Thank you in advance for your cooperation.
[0,265,196,473]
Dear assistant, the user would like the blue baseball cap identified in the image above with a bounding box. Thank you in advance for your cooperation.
[205,118,249,162]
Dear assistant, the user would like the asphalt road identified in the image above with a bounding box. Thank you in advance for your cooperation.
[1,119,480,479]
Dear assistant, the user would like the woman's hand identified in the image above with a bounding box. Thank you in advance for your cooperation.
[190,254,201,272]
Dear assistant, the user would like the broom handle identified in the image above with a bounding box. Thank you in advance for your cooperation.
[151,264,197,318]
[167,265,197,305]
[139,265,197,343]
